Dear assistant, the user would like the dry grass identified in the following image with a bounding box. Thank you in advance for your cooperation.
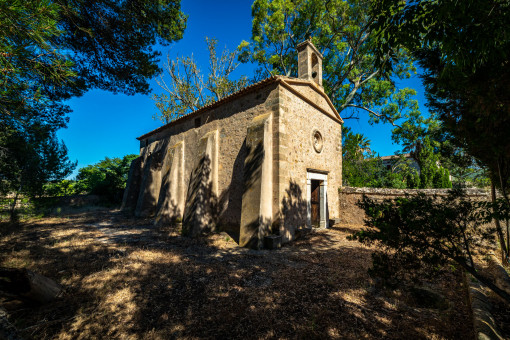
[0,209,473,339]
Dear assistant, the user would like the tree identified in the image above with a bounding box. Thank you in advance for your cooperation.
[413,137,451,189]
[240,0,419,127]
[152,38,249,122]
[1,0,75,160]
[0,125,76,221]
[1,0,187,129]
[56,0,186,96]
[1,0,187,103]
[1,0,186,215]
[75,154,138,202]
[43,180,77,197]
[342,127,450,189]
[342,127,385,187]
[350,189,510,303]
[369,0,510,262]
[0,0,76,218]
[390,105,486,187]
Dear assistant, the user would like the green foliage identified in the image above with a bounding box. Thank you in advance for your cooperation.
[342,128,450,189]
[390,105,485,187]
[43,180,77,197]
[247,0,472,186]
[57,0,187,96]
[0,127,75,195]
[432,168,452,189]
[405,170,420,189]
[153,37,249,122]
[342,126,407,188]
[366,0,510,278]
[420,44,510,191]
[1,0,187,130]
[380,169,407,190]
[370,0,508,189]
[1,0,186,218]
[413,137,449,189]
[75,155,138,202]
[370,0,501,187]
[0,124,76,221]
[342,127,385,187]
[350,189,510,302]
[0,1,75,184]
[242,0,419,126]
[370,0,509,77]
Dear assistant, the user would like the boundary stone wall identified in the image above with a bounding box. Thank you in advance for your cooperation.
[338,186,491,225]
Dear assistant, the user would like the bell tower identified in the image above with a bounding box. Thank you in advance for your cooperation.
[297,39,323,87]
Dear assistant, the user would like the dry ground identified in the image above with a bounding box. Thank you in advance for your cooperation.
[0,209,473,339]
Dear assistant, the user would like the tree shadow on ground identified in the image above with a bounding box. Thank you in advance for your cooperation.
[0,210,473,339]
[280,180,309,241]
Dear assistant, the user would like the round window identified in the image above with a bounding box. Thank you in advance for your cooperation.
[312,130,324,153]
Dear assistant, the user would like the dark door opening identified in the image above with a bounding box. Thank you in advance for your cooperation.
[311,179,322,228]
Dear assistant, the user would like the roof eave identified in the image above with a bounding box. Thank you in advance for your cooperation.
[137,76,282,140]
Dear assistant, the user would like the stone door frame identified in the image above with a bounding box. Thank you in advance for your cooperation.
[306,171,328,229]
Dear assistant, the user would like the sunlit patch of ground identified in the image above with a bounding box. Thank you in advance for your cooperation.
[0,211,473,339]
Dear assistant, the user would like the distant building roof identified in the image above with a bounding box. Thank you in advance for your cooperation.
[380,153,413,161]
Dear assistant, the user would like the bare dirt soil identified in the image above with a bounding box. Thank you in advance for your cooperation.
[0,209,473,339]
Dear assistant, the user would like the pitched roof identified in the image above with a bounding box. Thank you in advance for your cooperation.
[137,75,343,140]
[137,76,281,140]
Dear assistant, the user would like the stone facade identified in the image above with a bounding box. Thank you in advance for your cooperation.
[338,186,491,225]
[122,41,343,248]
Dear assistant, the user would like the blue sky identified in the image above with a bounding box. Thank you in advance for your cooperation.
[58,0,428,178]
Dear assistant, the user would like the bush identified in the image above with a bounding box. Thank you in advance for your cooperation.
[349,188,510,302]
[43,180,78,196]
[75,154,138,203]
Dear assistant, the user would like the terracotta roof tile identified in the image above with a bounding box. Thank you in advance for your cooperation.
[380,153,413,161]
[137,76,282,140]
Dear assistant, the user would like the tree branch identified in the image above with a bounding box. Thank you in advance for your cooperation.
[344,104,402,128]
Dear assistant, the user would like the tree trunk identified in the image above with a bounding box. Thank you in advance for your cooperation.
[0,267,62,303]
[491,182,509,265]
[496,161,510,262]
[9,190,20,223]
[458,260,510,304]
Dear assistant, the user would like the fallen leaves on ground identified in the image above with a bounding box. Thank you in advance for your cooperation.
[0,209,473,339]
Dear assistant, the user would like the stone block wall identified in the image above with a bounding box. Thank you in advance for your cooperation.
[136,83,280,234]
[124,76,344,248]
[154,141,184,227]
[277,81,342,242]
[338,186,491,225]
[240,113,273,248]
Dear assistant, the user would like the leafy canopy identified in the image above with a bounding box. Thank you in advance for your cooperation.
[342,127,387,188]
[243,0,490,189]
[1,0,187,128]
[342,127,450,189]
[370,0,510,189]
[75,154,138,202]
[241,0,418,126]
[0,126,75,197]
[1,0,186,217]
[0,123,76,221]
[153,38,249,122]
[369,0,510,260]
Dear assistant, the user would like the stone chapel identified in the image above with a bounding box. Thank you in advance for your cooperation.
[122,40,343,249]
